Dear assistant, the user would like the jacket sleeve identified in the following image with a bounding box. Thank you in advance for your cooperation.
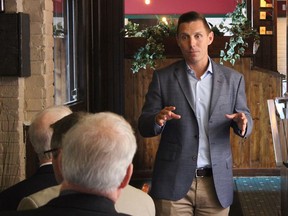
[138,71,164,138]
[231,75,253,138]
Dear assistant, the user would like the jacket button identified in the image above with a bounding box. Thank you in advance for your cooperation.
[192,155,197,161]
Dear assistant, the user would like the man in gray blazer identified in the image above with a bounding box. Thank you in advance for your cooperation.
[138,11,253,216]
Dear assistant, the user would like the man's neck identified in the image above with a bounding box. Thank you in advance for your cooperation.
[187,58,210,79]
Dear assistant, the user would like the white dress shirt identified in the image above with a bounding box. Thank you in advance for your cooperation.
[187,59,213,168]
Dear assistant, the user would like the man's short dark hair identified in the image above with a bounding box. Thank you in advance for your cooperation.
[177,11,211,35]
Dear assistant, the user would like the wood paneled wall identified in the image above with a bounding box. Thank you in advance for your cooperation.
[124,57,284,178]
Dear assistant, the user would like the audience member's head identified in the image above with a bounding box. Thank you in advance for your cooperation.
[49,112,87,183]
[60,112,137,202]
[28,106,72,163]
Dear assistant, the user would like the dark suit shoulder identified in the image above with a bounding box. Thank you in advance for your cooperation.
[0,165,57,211]
[155,59,185,74]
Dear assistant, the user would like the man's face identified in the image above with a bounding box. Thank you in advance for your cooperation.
[176,20,214,67]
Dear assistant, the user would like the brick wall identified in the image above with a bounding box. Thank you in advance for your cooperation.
[0,0,54,190]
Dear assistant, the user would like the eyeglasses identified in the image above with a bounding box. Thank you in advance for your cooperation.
[43,148,59,155]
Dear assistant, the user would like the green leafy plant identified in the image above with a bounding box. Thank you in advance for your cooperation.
[218,1,260,65]
[209,23,224,36]
[124,1,260,72]
[123,19,177,73]
[122,21,141,37]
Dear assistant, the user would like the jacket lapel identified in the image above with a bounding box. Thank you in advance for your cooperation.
[209,62,224,117]
[173,60,195,113]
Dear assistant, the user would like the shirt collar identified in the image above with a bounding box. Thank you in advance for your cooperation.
[186,58,213,79]
[40,161,52,167]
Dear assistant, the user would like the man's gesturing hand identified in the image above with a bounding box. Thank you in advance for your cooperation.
[155,106,181,126]
[225,112,248,136]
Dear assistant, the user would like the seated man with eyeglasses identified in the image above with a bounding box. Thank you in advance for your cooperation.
[0,106,72,211]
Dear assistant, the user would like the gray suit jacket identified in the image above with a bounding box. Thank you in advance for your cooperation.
[138,59,253,208]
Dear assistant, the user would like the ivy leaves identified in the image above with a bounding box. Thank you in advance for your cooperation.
[219,1,260,65]
[124,20,176,73]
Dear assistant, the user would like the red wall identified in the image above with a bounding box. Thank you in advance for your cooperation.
[125,0,237,15]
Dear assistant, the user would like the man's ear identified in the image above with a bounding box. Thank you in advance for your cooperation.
[119,163,133,189]
[57,150,63,178]
[208,31,214,45]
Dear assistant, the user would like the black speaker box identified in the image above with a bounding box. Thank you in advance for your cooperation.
[0,12,30,77]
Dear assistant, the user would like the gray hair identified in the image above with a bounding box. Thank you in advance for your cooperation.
[61,112,137,193]
[28,105,72,161]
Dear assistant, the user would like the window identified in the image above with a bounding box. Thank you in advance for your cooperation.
[53,0,78,105]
